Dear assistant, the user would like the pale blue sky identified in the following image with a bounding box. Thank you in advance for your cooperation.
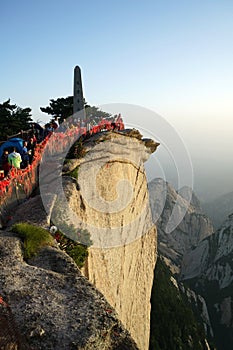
[1,0,233,199]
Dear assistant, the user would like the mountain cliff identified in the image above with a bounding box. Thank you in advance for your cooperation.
[180,213,233,350]
[0,129,158,350]
[148,177,232,349]
[148,178,214,273]
[148,178,216,348]
[60,129,159,350]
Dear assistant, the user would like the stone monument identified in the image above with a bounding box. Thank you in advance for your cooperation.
[73,65,85,120]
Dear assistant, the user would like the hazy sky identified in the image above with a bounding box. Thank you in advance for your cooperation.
[1,0,233,200]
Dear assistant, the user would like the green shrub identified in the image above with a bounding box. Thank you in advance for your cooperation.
[53,230,89,268]
[12,223,54,259]
[66,166,79,179]
[65,245,88,268]
[66,140,86,159]
[12,222,89,269]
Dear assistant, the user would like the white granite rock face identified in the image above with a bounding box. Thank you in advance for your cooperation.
[61,131,158,350]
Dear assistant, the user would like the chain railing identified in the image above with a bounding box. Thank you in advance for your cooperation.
[0,118,124,226]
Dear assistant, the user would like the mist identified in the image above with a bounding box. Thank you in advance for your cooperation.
[145,117,233,203]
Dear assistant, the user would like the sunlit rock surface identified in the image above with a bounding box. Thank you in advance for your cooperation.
[61,130,159,350]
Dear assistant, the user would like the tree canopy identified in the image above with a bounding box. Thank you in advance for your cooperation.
[0,99,32,140]
[40,96,73,123]
[85,104,112,125]
[40,96,112,124]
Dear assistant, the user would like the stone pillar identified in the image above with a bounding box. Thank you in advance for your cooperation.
[73,66,85,120]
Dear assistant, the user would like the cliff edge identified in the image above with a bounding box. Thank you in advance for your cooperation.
[60,129,159,350]
[0,129,158,350]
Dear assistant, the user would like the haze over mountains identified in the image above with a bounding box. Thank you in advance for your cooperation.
[139,110,233,203]
[202,191,233,229]
[145,151,233,203]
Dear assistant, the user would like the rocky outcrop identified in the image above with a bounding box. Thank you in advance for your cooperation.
[0,229,138,350]
[59,130,158,350]
[148,178,216,346]
[148,178,233,349]
[148,178,214,272]
[180,213,233,350]
[0,129,158,350]
[181,213,233,285]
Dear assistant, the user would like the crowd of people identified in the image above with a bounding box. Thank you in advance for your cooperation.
[33,116,60,141]
[0,116,60,179]
[0,114,124,180]
[0,136,37,178]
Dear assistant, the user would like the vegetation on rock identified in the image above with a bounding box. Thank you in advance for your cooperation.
[12,223,54,259]
[66,165,79,179]
[53,230,89,268]
[11,222,90,269]
[66,139,86,159]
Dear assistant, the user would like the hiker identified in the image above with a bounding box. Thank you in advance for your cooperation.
[0,149,11,176]
[51,117,59,130]
[44,123,53,137]
[21,141,30,168]
[8,147,22,169]
[27,137,36,164]
[32,122,44,141]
